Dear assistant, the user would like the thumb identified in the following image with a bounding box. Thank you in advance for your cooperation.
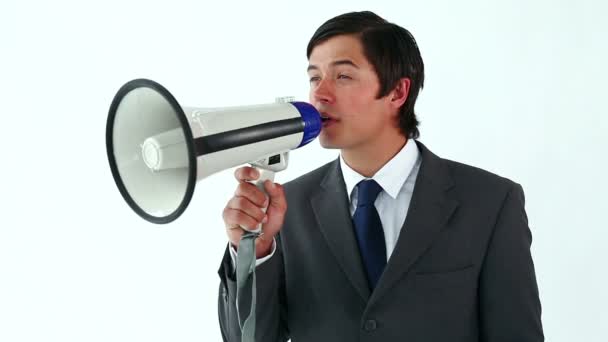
[264,181,286,209]
[261,181,286,236]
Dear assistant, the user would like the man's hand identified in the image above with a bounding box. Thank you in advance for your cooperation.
[222,166,287,258]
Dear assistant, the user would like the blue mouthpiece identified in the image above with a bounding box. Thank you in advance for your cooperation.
[291,102,322,148]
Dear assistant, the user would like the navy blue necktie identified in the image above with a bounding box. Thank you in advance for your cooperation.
[352,179,387,290]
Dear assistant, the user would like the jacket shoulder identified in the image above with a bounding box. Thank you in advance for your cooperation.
[282,159,337,196]
[443,158,522,197]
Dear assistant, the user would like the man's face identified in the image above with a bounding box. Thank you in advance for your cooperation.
[308,34,395,150]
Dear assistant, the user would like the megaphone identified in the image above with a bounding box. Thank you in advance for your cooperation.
[106,78,322,225]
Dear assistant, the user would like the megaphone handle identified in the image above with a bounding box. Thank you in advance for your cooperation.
[246,167,276,235]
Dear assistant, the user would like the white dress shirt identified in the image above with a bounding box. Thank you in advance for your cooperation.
[230,138,422,266]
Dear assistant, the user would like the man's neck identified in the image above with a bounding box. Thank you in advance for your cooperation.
[341,134,408,178]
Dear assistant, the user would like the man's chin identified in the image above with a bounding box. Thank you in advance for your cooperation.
[318,137,341,150]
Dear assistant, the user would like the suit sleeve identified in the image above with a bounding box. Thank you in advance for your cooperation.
[479,183,544,342]
[217,235,289,342]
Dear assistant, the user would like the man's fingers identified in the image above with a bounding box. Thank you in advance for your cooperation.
[234,167,260,182]
[234,182,268,208]
[227,196,267,223]
[223,207,263,231]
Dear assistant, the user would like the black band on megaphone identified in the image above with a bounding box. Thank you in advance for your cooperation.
[194,118,305,155]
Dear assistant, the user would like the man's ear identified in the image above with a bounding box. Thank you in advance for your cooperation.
[389,78,411,109]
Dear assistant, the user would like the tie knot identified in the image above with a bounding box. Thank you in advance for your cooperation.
[356,179,383,207]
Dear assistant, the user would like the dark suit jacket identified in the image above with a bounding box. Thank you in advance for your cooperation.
[218,140,544,342]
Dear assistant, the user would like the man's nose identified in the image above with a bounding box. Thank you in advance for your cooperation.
[311,79,335,105]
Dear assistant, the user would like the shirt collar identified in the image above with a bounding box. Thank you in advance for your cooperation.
[340,138,420,200]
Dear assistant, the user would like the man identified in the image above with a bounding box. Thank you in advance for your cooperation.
[217,11,544,342]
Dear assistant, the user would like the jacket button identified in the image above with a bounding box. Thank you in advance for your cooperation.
[364,319,377,331]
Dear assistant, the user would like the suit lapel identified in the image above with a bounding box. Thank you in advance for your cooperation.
[369,141,459,305]
[311,160,371,302]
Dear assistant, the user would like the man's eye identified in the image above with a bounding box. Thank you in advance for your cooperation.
[338,74,352,80]
[309,76,321,83]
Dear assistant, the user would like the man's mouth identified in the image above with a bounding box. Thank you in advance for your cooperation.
[320,112,336,123]
[321,115,337,127]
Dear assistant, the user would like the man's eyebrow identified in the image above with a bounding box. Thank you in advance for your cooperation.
[307,59,360,72]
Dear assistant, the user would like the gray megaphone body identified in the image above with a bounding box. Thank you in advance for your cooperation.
[106,78,323,226]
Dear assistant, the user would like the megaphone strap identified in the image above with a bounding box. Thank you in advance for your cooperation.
[235,231,260,342]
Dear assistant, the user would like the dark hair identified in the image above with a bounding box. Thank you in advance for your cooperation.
[307,11,424,139]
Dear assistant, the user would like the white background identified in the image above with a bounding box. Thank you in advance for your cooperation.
[1,0,607,341]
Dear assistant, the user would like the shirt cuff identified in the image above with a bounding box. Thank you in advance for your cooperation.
[229,237,277,269]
